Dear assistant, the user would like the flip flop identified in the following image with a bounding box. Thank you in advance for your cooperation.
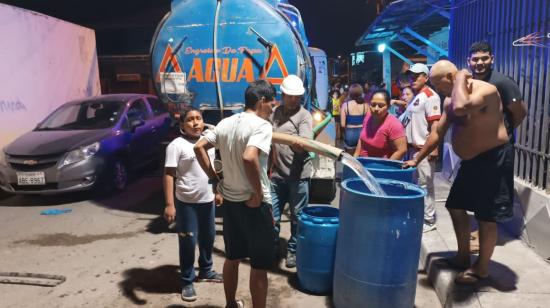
[454,270,489,285]
[435,257,470,271]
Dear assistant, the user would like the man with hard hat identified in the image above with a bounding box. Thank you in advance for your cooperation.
[270,74,313,268]
[400,63,441,233]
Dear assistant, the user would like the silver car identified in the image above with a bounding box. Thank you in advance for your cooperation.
[0,94,170,195]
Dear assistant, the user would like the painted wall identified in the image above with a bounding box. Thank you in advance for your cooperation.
[0,4,100,151]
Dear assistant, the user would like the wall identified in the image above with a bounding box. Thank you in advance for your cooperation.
[0,4,100,150]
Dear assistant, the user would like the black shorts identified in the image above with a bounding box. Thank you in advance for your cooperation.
[222,200,276,270]
[446,143,514,222]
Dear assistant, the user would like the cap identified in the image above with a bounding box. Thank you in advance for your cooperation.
[407,63,429,75]
[280,74,305,96]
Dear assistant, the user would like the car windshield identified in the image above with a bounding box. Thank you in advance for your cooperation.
[36,100,126,130]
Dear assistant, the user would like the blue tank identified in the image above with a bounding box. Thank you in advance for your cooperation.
[150,0,312,118]
[296,205,339,294]
[343,157,417,184]
[333,178,425,308]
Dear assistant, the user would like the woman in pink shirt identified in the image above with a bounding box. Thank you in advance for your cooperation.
[354,90,407,160]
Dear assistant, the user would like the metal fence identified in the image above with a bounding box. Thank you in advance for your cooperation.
[448,0,550,192]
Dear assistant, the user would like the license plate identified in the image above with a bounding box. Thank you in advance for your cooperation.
[17,172,46,185]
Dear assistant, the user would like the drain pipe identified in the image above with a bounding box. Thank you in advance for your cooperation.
[213,0,224,119]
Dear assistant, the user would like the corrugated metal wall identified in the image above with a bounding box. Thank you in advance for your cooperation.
[449,0,550,193]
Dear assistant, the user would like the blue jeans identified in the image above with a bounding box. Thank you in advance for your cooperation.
[343,126,362,149]
[270,178,309,254]
[175,199,215,286]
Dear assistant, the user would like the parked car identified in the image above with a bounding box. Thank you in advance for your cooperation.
[0,94,171,195]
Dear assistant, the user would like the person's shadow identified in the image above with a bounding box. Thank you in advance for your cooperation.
[118,265,222,307]
[118,265,180,305]
[425,250,518,303]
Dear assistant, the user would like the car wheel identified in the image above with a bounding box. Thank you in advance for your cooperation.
[112,160,128,191]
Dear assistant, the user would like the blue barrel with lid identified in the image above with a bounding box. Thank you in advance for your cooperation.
[333,178,425,308]
[296,205,339,294]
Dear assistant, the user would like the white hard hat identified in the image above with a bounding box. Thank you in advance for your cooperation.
[407,63,429,75]
[280,74,305,96]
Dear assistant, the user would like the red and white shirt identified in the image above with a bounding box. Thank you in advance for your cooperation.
[402,86,441,147]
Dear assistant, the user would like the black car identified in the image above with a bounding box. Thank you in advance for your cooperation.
[0,94,171,194]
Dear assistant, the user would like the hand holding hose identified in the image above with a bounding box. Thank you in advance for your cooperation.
[402,160,418,169]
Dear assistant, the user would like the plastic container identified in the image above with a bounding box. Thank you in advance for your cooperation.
[296,205,339,294]
[333,178,425,308]
[342,157,417,184]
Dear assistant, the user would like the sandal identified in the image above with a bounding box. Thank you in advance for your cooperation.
[226,299,244,308]
[455,270,489,285]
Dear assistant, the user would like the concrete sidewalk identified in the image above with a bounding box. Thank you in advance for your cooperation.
[421,173,550,308]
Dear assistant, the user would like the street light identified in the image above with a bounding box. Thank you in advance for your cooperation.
[377,43,386,53]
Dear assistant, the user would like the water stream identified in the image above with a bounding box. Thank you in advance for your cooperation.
[340,153,387,196]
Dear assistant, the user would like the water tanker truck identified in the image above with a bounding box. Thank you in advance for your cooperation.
[150,0,323,122]
[150,0,335,202]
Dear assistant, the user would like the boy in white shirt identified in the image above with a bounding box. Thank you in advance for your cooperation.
[163,107,223,302]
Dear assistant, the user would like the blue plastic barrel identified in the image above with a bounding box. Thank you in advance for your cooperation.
[333,178,425,308]
[342,157,417,183]
[296,205,339,294]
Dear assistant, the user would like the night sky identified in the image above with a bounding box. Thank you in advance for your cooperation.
[2,0,377,58]
[290,0,378,57]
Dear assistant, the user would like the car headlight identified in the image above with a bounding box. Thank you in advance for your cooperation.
[59,142,100,169]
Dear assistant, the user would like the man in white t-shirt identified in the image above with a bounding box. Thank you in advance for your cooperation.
[401,63,441,232]
[194,80,277,308]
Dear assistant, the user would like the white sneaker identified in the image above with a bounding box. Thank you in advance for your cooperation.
[423,223,437,233]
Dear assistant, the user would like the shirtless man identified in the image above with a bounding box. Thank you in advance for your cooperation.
[404,60,513,285]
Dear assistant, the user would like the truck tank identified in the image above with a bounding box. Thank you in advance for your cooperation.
[150,0,313,122]
[151,0,336,203]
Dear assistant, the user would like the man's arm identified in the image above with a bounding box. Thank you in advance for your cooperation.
[427,119,439,160]
[242,146,263,208]
[498,76,526,128]
[193,138,217,180]
[163,167,177,223]
[507,100,527,128]
[290,112,313,153]
[298,112,313,139]
[404,111,450,167]
[452,69,496,116]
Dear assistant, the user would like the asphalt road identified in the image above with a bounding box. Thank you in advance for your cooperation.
[0,173,441,308]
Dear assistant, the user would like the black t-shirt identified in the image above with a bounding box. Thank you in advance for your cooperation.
[483,70,523,140]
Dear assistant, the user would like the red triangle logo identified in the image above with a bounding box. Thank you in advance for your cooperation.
[155,45,183,82]
[260,45,289,85]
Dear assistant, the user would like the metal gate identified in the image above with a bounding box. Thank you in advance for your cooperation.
[449,0,550,192]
